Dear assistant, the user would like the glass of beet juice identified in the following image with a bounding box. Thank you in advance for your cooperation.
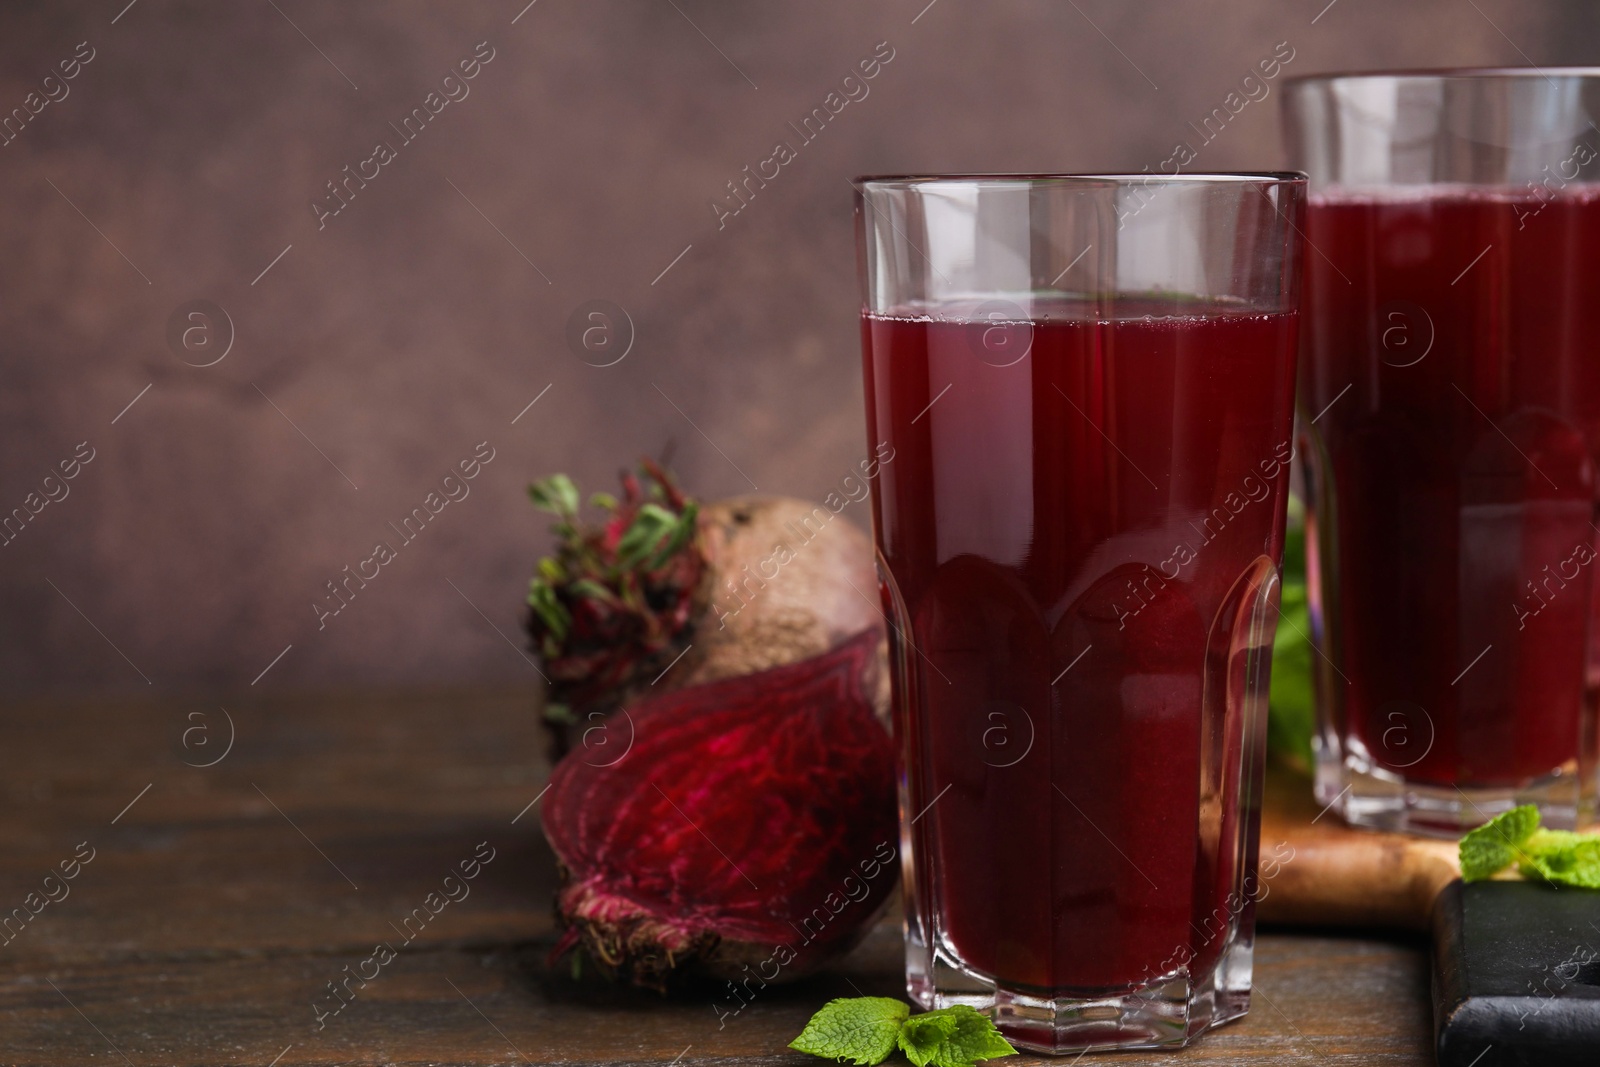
[1283,71,1600,834]
[854,174,1306,1053]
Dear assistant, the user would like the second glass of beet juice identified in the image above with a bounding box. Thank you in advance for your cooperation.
[855,174,1306,1053]
[1284,71,1600,834]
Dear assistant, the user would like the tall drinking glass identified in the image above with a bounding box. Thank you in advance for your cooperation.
[855,174,1305,1053]
[1284,71,1600,834]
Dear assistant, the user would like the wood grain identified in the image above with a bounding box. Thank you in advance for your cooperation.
[0,690,1436,1065]
[1258,763,1461,930]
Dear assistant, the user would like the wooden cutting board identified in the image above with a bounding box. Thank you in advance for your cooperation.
[1256,762,1460,930]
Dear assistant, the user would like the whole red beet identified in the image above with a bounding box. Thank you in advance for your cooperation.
[524,461,886,756]
[541,629,898,989]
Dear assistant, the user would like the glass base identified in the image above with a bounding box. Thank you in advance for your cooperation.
[905,929,1252,1054]
[1314,741,1591,837]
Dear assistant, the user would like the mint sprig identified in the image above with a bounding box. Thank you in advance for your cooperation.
[1459,805,1600,888]
[1459,804,1540,881]
[790,998,909,1066]
[897,1006,1016,1067]
[1518,830,1600,888]
[790,998,1016,1067]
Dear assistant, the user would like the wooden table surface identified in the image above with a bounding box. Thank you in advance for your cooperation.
[0,689,1435,1065]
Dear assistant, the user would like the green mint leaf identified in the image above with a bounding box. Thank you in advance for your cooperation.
[1460,804,1541,881]
[588,491,618,510]
[1518,829,1600,888]
[897,1006,1017,1067]
[528,474,580,520]
[896,1012,959,1067]
[789,997,910,1066]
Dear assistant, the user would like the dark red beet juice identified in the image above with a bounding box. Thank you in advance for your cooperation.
[863,303,1298,992]
[1301,191,1600,793]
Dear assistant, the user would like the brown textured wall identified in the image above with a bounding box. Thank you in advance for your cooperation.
[0,0,1589,694]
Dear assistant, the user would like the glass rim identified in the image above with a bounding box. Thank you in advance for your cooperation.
[853,171,1305,191]
[1284,66,1600,89]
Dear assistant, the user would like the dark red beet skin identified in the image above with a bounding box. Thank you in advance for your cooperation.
[541,629,899,988]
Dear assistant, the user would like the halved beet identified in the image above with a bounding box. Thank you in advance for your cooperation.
[541,629,898,989]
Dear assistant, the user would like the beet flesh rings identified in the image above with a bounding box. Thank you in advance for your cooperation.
[542,629,898,988]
